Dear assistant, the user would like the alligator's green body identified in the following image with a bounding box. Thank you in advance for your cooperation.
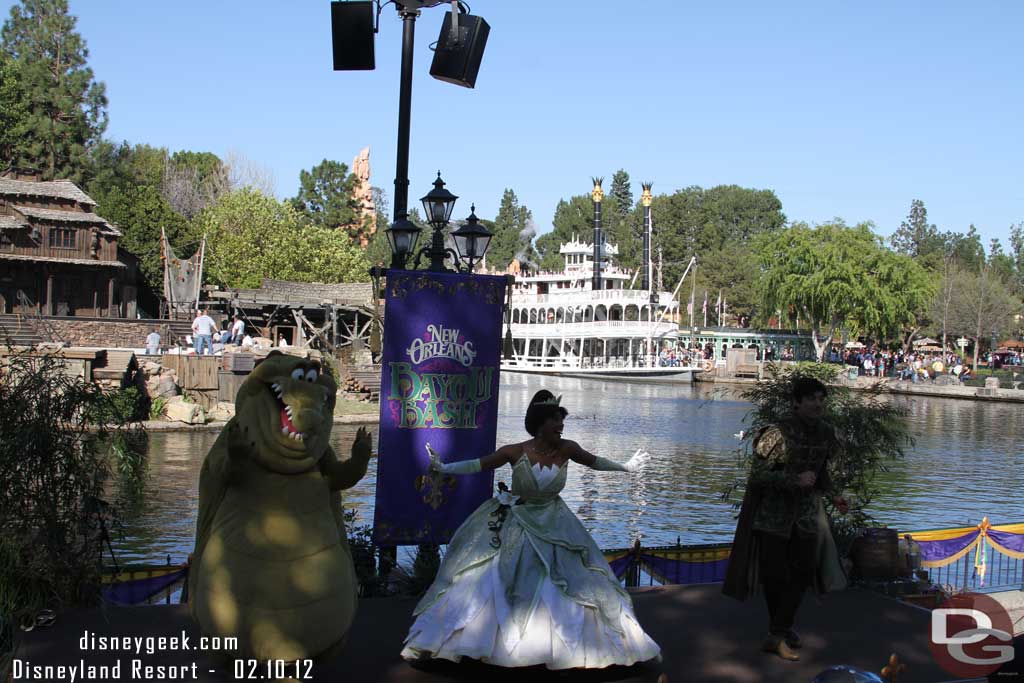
[188,352,372,662]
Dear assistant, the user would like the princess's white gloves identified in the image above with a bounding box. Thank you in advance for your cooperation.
[426,442,482,475]
[592,448,650,473]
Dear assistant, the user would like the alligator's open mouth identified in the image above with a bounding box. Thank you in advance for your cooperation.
[270,382,306,443]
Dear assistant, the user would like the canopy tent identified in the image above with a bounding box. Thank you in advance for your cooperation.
[844,341,865,349]
[912,337,939,347]
[917,345,942,352]
[998,339,1024,349]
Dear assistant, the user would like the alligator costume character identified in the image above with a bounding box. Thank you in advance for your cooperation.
[188,352,372,662]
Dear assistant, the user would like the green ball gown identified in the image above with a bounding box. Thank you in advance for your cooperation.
[401,455,661,669]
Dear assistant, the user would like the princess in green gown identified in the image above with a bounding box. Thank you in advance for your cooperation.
[401,390,661,669]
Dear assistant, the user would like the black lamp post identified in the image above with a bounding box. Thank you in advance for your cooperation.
[416,172,460,272]
[384,217,422,270]
[451,205,493,272]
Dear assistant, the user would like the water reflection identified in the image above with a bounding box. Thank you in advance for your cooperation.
[108,374,1024,565]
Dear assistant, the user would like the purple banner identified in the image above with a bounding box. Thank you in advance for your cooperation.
[372,271,507,545]
[102,568,189,605]
[989,529,1024,554]
[918,531,979,564]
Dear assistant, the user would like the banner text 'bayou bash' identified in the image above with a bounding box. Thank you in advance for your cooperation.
[388,363,494,429]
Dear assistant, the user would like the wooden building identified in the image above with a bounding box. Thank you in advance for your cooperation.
[210,278,377,362]
[0,172,137,317]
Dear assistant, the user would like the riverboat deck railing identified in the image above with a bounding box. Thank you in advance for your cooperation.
[513,289,677,305]
[509,321,679,339]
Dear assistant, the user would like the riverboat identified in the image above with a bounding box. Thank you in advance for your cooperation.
[500,236,702,383]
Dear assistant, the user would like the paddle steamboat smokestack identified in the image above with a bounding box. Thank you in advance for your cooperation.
[641,182,653,293]
[591,177,604,291]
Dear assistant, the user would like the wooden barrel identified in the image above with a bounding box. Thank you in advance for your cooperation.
[853,527,900,580]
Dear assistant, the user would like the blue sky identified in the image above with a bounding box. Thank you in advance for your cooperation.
[9,1,1022,246]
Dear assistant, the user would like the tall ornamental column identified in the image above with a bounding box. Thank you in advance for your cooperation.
[591,178,604,291]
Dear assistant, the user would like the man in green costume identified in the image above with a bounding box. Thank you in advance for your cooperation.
[188,352,373,663]
[723,377,848,661]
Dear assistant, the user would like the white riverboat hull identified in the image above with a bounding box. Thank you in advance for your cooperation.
[500,363,702,384]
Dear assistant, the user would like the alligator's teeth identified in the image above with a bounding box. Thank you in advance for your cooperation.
[299,433,306,440]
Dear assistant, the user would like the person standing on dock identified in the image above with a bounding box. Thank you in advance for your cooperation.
[722,377,848,662]
[191,309,216,355]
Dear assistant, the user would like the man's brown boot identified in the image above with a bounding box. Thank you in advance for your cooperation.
[761,634,800,661]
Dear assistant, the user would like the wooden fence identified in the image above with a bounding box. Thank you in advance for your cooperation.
[160,355,221,408]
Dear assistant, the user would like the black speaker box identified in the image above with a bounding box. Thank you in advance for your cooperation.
[429,12,489,88]
[331,1,375,71]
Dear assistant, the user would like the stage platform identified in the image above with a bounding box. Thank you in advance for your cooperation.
[15,584,984,683]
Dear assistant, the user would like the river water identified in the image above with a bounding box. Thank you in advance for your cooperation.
[108,373,1023,565]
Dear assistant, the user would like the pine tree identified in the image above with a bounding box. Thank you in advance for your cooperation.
[890,199,944,264]
[1,0,108,181]
[488,189,534,271]
[0,52,30,172]
[609,169,633,228]
[289,159,365,242]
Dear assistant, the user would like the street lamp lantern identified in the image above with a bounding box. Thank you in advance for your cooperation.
[384,217,422,269]
[421,172,458,228]
[451,204,492,271]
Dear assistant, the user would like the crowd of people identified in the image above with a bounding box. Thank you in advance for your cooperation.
[141,310,255,356]
[825,345,1021,383]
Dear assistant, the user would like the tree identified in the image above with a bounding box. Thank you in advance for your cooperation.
[161,150,228,220]
[192,189,370,289]
[0,52,30,172]
[1,0,107,181]
[652,185,786,285]
[363,186,393,268]
[536,194,592,270]
[86,141,167,200]
[609,169,633,224]
[290,159,366,242]
[93,184,188,293]
[929,257,961,353]
[756,221,934,360]
[946,264,1020,371]
[1009,223,1024,293]
[889,199,945,267]
[607,170,636,266]
[987,238,1018,287]
[943,224,986,272]
[488,189,535,271]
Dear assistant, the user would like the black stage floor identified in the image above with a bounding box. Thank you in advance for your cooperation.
[15,584,983,683]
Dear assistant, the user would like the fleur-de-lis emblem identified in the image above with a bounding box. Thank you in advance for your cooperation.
[415,471,456,510]
[880,653,907,682]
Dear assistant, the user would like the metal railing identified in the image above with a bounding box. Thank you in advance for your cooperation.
[15,290,64,344]
[923,550,1024,595]
[509,321,679,338]
[514,289,678,305]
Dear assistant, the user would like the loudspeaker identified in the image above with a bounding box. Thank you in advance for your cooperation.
[429,12,489,89]
[331,1,375,71]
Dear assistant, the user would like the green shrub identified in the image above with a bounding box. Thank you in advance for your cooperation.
[149,396,168,420]
[88,387,149,424]
[0,349,123,675]
[722,362,913,557]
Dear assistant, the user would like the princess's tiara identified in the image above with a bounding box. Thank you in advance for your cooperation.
[534,394,562,407]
